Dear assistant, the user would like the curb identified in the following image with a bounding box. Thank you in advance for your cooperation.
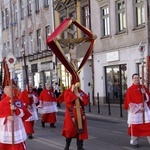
[57,109,127,123]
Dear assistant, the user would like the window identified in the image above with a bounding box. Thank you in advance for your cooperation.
[101,5,110,36]
[68,12,77,39]
[3,43,6,56]
[116,0,126,32]
[29,33,34,54]
[20,0,24,19]
[60,17,66,39]
[27,0,32,16]
[15,39,20,57]
[82,6,89,29]
[134,0,145,27]
[37,29,41,51]
[44,0,49,7]
[13,3,17,23]
[1,11,5,29]
[22,36,26,52]
[45,25,50,38]
[7,41,10,54]
[45,26,51,50]
[5,8,9,28]
[35,0,40,12]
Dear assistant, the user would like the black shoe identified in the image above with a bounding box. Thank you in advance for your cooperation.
[41,121,45,128]
[64,146,69,150]
[28,135,33,139]
[50,124,56,128]
[77,147,85,150]
[50,125,56,128]
[133,144,140,148]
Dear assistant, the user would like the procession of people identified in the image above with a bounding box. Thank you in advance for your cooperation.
[2,66,150,149]
[2,54,150,150]
[1,23,150,150]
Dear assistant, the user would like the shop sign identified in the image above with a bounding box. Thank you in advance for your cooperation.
[41,62,54,71]
[106,51,119,62]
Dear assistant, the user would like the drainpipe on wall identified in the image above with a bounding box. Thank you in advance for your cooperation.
[9,0,15,54]
[88,0,95,105]
[146,1,150,89]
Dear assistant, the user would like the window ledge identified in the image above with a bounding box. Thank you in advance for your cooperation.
[100,35,111,40]
[44,5,49,8]
[115,30,126,36]
[35,10,40,14]
[132,25,145,31]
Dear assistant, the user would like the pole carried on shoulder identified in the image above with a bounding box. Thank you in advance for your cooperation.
[73,82,84,133]
[6,52,16,145]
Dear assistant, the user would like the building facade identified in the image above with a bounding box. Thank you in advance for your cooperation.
[0,0,55,90]
[53,0,94,102]
[91,0,150,104]
[1,0,149,104]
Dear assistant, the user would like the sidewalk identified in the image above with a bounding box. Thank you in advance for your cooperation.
[57,103,127,123]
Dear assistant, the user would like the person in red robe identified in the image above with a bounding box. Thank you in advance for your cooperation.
[58,83,88,150]
[124,73,150,148]
[19,84,38,139]
[0,86,31,150]
[38,83,57,128]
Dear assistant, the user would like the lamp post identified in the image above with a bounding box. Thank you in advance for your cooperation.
[21,49,29,90]
[138,42,145,123]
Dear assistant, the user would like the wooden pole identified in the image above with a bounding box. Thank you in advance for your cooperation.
[10,69,14,144]
[74,84,84,133]
[142,64,145,123]
[5,53,16,145]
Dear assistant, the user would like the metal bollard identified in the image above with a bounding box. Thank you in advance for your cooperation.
[97,93,100,113]
[88,92,91,112]
[108,93,111,115]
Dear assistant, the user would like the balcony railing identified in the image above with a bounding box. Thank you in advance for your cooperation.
[16,49,52,61]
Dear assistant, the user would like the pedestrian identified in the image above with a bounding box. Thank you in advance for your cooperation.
[19,84,38,139]
[124,73,150,148]
[38,83,58,128]
[113,82,120,100]
[0,86,31,150]
[37,84,43,96]
[54,82,61,108]
[58,83,89,150]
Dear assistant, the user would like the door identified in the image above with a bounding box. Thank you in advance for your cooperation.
[105,65,127,104]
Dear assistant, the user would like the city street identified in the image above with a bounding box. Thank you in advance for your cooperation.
[26,112,150,150]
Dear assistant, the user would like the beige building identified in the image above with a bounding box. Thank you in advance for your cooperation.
[0,0,55,90]
[53,0,94,101]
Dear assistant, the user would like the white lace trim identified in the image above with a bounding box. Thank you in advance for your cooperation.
[38,101,58,114]
[0,115,27,144]
[128,102,150,124]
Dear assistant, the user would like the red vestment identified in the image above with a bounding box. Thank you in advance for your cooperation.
[62,88,89,140]
[19,90,38,134]
[0,96,31,150]
[39,89,57,123]
[124,84,150,136]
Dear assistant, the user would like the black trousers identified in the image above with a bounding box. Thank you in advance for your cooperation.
[65,137,83,148]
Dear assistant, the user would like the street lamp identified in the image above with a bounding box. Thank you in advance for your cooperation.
[138,42,145,65]
[21,49,29,89]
